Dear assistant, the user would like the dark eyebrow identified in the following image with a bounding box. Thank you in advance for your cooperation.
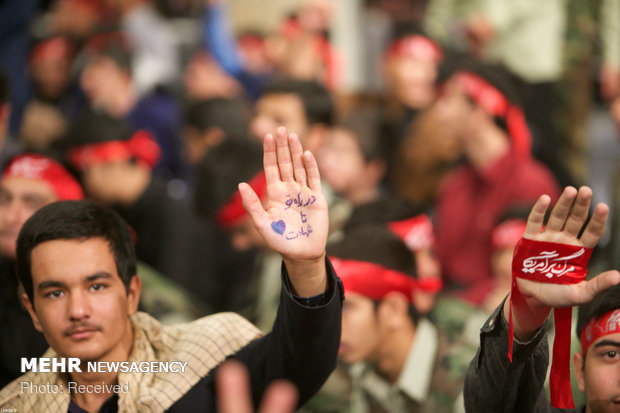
[593,340,620,349]
[37,272,113,292]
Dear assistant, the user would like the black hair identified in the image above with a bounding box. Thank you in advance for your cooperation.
[183,98,249,139]
[262,78,334,126]
[437,53,523,108]
[0,69,9,105]
[328,224,420,323]
[343,197,427,234]
[59,109,133,150]
[16,200,137,303]
[576,283,620,349]
[193,138,263,220]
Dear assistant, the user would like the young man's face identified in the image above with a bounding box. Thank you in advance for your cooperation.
[23,237,140,363]
[339,292,382,365]
[0,177,57,259]
[317,127,367,198]
[574,332,620,413]
[385,55,437,110]
[251,93,308,142]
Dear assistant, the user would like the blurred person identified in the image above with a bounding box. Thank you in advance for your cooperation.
[18,101,67,151]
[380,27,443,155]
[0,129,343,411]
[61,110,222,305]
[464,186,620,412]
[80,34,185,179]
[184,50,244,102]
[390,103,463,207]
[329,224,474,413]
[251,78,334,155]
[432,60,560,305]
[101,0,181,94]
[0,0,38,135]
[317,108,388,207]
[0,153,83,388]
[182,97,250,166]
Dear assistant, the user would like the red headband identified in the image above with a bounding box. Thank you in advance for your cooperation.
[30,37,73,64]
[386,35,443,63]
[452,72,531,158]
[3,154,84,201]
[68,130,161,171]
[388,214,435,252]
[491,218,527,250]
[580,308,620,356]
[330,257,421,302]
[217,171,267,228]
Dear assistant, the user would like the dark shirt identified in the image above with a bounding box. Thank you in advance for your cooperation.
[67,258,342,412]
[464,298,585,413]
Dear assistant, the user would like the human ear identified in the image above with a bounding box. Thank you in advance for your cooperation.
[573,351,585,392]
[126,275,142,315]
[22,292,43,333]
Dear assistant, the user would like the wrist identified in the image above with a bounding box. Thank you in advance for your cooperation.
[283,252,327,297]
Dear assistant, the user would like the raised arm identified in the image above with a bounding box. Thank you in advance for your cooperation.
[239,126,329,298]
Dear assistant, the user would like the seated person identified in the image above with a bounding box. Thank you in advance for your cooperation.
[0,127,343,413]
[329,224,473,413]
[464,185,620,412]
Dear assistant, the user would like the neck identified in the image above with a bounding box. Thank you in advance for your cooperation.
[376,321,416,383]
[347,186,380,206]
[67,318,133,411]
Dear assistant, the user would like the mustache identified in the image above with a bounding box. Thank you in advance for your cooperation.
[63,322,103,337]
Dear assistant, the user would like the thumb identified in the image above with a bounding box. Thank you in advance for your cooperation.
[581,270,620,304]
[239,182,267,230]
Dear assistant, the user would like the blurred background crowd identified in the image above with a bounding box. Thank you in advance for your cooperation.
[0,0,619,411]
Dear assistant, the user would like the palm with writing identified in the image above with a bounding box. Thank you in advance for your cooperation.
[507,186,620,339]
[239,127,328,296]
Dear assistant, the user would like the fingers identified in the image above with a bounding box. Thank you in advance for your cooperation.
[288,133,307,186]
[239,182,268,230]
[258,381,298,413]
[216,361,252,413]
[275,127,294,182]
[524,194,551,237]
[303,150,321,192]
[263,134,280,185]
[580,202,609,248]
[545,186,577,232]
[562,186,592,236]
[580,270,620,304]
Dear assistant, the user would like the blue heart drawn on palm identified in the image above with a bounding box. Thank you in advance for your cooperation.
[271,220,286,235]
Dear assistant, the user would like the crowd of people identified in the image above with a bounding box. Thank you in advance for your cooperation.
[0,0,619,412]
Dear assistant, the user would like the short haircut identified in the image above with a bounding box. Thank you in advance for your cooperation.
[576,283,620,348]
[183,98,249,140]
[0,68,9,105]
[262,79,334,126]
[16,200,137,303]
[193,138,263,219]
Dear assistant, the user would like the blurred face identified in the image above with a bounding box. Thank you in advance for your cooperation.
[229,217,267,252]
[385,55,437,109]
[491,246,514,283]
[24,237,140,363]
[251,93,308,142]
[0,177,57,259]
[317,128,366,196]
[433,78,474,140]
[574,332,620,413]
[340,293,381,364]
[80,56,127,108]
[31,57,71,100]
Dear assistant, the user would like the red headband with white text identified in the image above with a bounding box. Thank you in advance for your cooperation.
[3,154,84,201]
[216,171,267,228]
[580,308,620,356]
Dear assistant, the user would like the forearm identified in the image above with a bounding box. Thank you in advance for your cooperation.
[503,291,551,342]
[283,253,328,298]
[465,298,552,413]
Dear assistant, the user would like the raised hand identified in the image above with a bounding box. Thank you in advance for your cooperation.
[506,186,620,339]
[240,127,329,296]
[217,360,298,413]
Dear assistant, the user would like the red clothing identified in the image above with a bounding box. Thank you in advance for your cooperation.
[434,151,560,305]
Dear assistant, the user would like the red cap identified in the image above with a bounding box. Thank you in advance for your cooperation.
[386,35,443,63]
[3,154,84,201]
